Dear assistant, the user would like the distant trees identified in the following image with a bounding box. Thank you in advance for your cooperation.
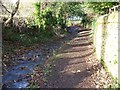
[83,2,119,15]
[2,2,119,46]
[77,2,119,28]
[1,1,118,33]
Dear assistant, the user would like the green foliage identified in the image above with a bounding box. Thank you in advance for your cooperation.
[81,14,93,28]
[4,2,104,47]
[33,2,41,27]
[3,27,51,46]
[5,2,118,46]
[32,2,67,36]
[44,64,52,75]
[64,2,84,16]
[29,81,39,89]
[85,2,119,15]
[114,59,118,64]
[79,2,119,28]
[108,82,120,89]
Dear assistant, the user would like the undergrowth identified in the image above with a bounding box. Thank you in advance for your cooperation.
[2,26,55,54]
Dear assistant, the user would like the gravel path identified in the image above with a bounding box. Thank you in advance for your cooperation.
[47,28,113,88]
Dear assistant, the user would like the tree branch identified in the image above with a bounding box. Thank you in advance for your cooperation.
[5,0,20,26]
[0,1,11,13]
[11,0,20,17]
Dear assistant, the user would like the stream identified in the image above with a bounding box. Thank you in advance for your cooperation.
[2,26,79,88]
[2,43,63,88]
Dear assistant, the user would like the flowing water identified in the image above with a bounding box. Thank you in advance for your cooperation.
[2,26,79,88]
[2,44,61,88]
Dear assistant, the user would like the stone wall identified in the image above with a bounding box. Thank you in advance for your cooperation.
[93,11,119,79]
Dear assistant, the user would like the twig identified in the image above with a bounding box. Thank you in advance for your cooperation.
[0,1,11,13]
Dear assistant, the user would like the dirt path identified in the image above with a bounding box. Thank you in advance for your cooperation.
[47,29,113,88]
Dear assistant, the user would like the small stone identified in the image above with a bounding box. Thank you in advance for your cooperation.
[77,70,81,73]
[87,70,91,73]
[71,71,76,73]
[96,85,99,88]
[53,65,55,66]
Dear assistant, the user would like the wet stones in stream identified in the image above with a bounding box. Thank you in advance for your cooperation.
[2,44,62,88]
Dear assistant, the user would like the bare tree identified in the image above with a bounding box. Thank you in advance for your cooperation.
[0,1,11,14]
[0,0,20,26]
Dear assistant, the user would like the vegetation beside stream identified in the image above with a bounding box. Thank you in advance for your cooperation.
[1,1,119,88]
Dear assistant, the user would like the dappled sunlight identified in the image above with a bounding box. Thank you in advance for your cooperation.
[63,47,93,53]
[47,28,114,88]
[69,42,93,47]
[56,49,94,59]
[51,59,102,88]
[1,1,119,88]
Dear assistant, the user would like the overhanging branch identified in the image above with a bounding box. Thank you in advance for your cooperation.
[0,1,11,13]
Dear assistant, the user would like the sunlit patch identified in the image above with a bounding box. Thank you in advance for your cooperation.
[10,0,18,4]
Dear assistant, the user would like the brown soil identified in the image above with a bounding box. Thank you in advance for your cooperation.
[46,29,114,88]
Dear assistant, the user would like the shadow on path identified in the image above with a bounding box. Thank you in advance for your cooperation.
[47,28,103,88]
